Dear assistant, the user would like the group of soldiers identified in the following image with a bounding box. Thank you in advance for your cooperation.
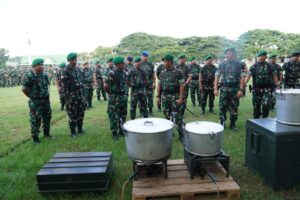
[20,49,300,143]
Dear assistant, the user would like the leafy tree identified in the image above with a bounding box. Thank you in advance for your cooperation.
[0,48,9,68]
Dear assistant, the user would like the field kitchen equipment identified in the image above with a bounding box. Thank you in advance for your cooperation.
[36,152,113,193]
[123,118,174,179]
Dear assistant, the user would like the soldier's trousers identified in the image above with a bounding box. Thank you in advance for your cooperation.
[189,81,200,105]
[107,94,128,133]
[252,89,272,119]
[130,93,148,119]
[219,88,239,122]
[270,91,276,109]
[28,99,52,136]
[84,87,94,107]
[201,88,215,109]
[146,89,153,111]
[162,94,185,135]
[66,99,86,133]
[96,84,106,100]
[59,92,66,108]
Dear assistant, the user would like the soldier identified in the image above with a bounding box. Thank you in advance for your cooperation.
[22,58,52,143]
[125,56,134,73]
[128,56,148,119]
[61,53,86,138]
[104,56,128,140]
[82,61,94,108]
[188,56,201,107]
[268,54,283,110]
[214,48,245,130]
[155,58,165,112]
[200,55,217,114]
[55,62,66,111]
[282,52,300,89]
[245,50,280,119]
[93,60,107,101]
[157,54,185,141]
[141,51,155,115]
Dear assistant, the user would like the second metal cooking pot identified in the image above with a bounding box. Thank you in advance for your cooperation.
[123,118,174,163]
[184,121,224,156]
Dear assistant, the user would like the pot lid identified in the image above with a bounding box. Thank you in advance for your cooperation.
[123,118,174,133]
[276,89,300,94]
[185,121,224,134]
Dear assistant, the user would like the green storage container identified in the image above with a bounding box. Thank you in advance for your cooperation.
[245,118,300,189]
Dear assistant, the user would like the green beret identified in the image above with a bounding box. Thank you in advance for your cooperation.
[178,53,186,59]
[133,56,141,63]
[204,55,213,61]
[268,53,277,59]
[291,52,300,57]
[95,59,101,65]
[164,54,174,61]
[67,52,77,61]
[32,58,44,67]
[59,62,66,68]
[107,56,113,63]
[225,48,236,54]
[257,50,267,57]
[189,56,196,62]
[113,56,124,65]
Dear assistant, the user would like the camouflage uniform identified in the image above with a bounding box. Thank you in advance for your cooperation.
[94,66,107,101]
[283,60,300,89]
[82,67,94,108]
[22,70,52,138]
[159,67,185,136]
[128,67,148,119]
[189,63,201,106]
[106,68,128,134]
[55,67,66,110]
[61,64,86,135]
[125,63,134,73]
[201,64,217,112]
[270,63,282,109]
[175,63,190,99]
[156,63,165,111]
[216,60,244,124]
[248,62,276,118]
[141,61,155,114]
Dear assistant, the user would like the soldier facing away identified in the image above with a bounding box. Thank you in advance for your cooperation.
[22,58,52,143]
[188,56,201,107]
[55,62,66,111]
[93,60,107,101]
[82,61,94,108]
[282,52,300,89]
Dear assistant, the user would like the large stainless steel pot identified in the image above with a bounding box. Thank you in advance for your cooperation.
[276,89,300,125]
[184,121,224,156]
[123,118,174,163]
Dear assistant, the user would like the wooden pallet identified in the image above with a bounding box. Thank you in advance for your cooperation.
[132,159,240,200]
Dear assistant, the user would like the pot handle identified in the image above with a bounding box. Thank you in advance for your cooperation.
[209,132,216,137]
[144,121,154,126]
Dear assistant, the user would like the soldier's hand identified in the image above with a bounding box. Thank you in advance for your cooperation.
[176,98,184,104]
[156,97,161,105]
[237,90,243,98]
[214,89,219,96]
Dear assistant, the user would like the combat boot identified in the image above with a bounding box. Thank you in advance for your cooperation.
[201,107,205,115]
[44,130,52,139]
[104,96,107,101]
[112,131,118,140]
[60,104,64,111]
[230,121,237,131]
[149,109,153,116]
[77,121,85,134]
[32,135,40,144]
[220,117,225,128]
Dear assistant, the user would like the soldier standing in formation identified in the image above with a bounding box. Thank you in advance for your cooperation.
[93,60,107,101]
[200,55,217,114]
[141,51,155,116]
[157,54,185,141]
[214,48,245,130]
[245,51,280,119]
[128,56,148,119]
[175,54,192,101]
[155,58,165,112]
[125,56,134,73]
[55,62,66,111]
[61,53,86,138]
[82,61,94,108]
[104,56,128,140]
[188,56,201,107]
[283,52,300,89]
[22,58,52,143]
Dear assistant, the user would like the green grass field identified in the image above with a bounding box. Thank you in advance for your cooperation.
[0,86,299,200]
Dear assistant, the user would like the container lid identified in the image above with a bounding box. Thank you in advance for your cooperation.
[276,89,300,94]
[123,118,174,134]
[185,121,224,134]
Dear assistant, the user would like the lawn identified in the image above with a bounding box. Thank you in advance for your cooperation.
[0,86,299,200]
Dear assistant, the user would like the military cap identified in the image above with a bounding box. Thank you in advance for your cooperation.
[133,56,141,63]
[268,53,277,59]
[204,55,212,61]
[178,53,186,59]
[257,50,267,57]
[113,56,124,65]
[164,54,174,61]
[32,58,44,67]
[291,51,300,57]
[225,48,236,54]
[59,62,66,68]
[107,56,113,63]
[127,56,133,62]
[95,59,101,64]
[189,56,196,62]
[67,52,77,61]
[141,51,149,57]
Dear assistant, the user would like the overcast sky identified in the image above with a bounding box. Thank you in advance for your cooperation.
[0,0,299,56]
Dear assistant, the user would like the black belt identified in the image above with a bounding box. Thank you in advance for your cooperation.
[30,97,49,101]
